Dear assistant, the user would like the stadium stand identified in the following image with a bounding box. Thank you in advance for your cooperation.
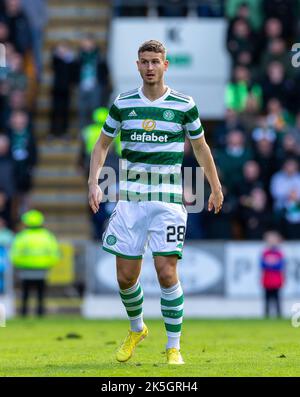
[1,0,300,243]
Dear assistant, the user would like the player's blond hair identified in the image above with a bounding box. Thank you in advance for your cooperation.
[138,40,166,59]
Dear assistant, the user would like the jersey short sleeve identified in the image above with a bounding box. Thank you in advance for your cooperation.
[102,96,121,138]
[183,97,204,140]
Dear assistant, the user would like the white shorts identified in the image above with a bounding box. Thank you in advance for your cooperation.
[102,201,188,259]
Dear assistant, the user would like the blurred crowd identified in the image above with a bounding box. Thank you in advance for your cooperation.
[201,0,300,241]
[0,0,44,232]
[49,34,110,140]
[1,0,300,244]
[80,0,300,242]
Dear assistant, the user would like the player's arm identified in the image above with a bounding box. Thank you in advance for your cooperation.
[190,135,223,214]
[88,133,114,214]
[88,96,121,213]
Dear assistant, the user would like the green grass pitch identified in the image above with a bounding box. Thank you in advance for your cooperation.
[1,316,300,376]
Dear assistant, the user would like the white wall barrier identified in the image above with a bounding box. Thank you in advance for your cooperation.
[82,242,300,318]
[108,18,230,119]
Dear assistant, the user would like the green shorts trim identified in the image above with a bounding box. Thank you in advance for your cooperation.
[103,246,143,260]
[152,251,182,259]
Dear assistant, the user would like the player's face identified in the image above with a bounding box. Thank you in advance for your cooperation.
[137,52,168,85]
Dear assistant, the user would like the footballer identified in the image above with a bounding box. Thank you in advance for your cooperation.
[88,40,223,365]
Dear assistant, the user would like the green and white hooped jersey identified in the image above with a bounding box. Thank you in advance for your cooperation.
[102,86,204,204]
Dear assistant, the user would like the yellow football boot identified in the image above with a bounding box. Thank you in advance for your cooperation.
[116,324,148,362]
[166,348,185,365]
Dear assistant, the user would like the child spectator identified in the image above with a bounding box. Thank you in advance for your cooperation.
[261,230,285,318]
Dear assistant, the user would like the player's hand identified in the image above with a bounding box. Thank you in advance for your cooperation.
[88,183,102,214]
[208,188,224,214]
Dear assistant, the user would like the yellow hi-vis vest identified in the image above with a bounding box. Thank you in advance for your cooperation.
[10,228,60,270]
[82,124,122,157]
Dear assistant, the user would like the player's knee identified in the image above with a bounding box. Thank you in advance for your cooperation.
[117,274,138,290]
[157,268,177,288]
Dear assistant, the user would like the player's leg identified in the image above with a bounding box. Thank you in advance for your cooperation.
[115,256,148,362]
[102,201,149,361]
[148,202,187,364]
[116,256,144,331]
[154,255,185,365]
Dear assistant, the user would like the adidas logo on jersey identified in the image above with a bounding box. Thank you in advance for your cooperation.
[130,131,168,143]
[128,110,137,117]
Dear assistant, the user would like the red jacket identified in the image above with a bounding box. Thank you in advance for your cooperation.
[261,248,285,290]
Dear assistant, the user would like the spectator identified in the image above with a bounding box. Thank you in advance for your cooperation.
[75,35,109,130]
[226,2,252,35]
[1,89,28,131]
[280,190,300,239]
[258,18,284,59]
[235,160,263,200]
[226,18,256,66]
[4,0,32,56]
[225,0,263,31]
[240,187,274,239]
[260,38,294,79]
[21,0,48,80]
[262,0,298,39]
[7,89,28,119]
[270,158,300,210]
[0,189,12,229]
[212,108,245,148]
[289,112,300,147]
[261,230,285,318]
[8,110,37,213]
[260,61,294,111]
[10,210,60,316]
[225,65,262,113]
[215,129,252,192]
[0,19,9,44]
[276,133,300,163]
[0,134,15,199]
[265,98,291,135]
[251,115,276,144]
[49,41,75,139]
[6,51,27,92]
[253,137,277,192]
